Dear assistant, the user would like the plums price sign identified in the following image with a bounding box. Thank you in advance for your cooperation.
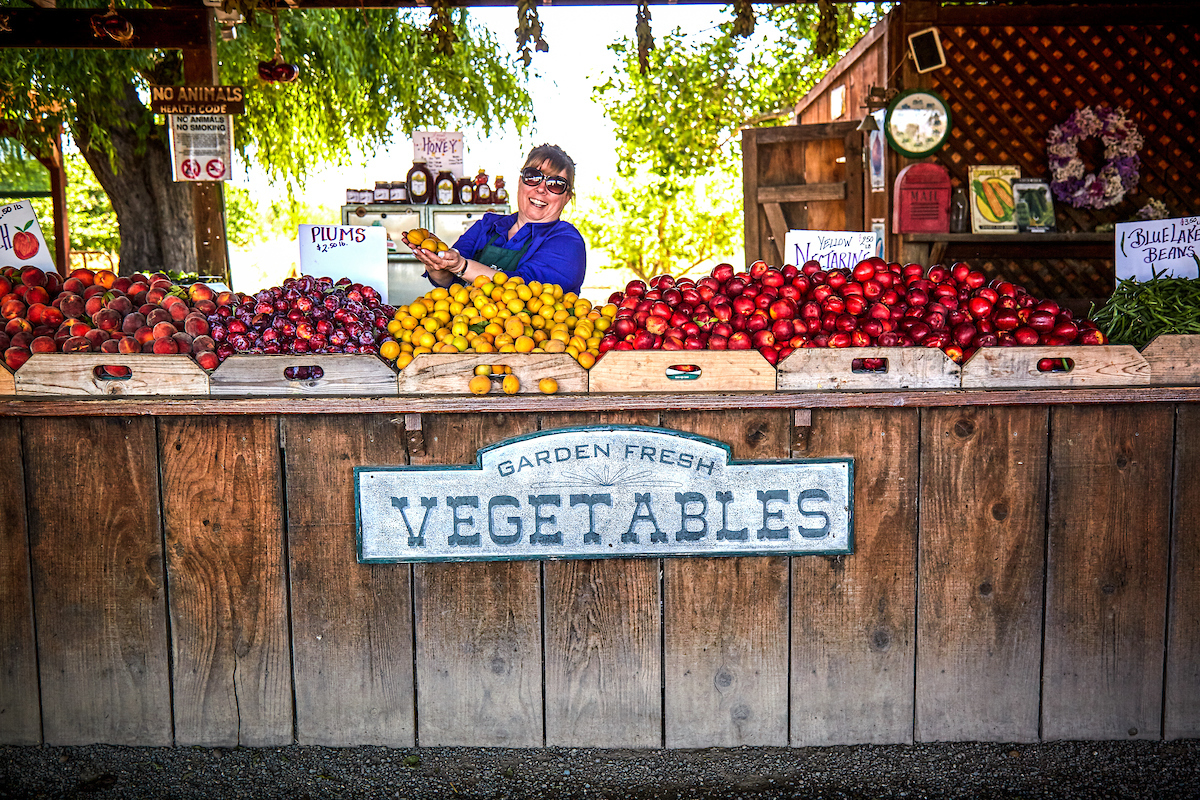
[0,201,55,272]
[356,426,854,563]
[168,114,233,183]
[298,224,388,300]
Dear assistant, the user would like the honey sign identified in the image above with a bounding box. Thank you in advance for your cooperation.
[356,426,853,563]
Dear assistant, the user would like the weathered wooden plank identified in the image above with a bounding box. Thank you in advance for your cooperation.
[544,557,661,748]
[24,417,171,745]
[916,406,1047,742]
[0,8,211,49]
[791,408,918,746]
[283,414,415,746]
[777,347,960,391]
[399,354,587,395]
[210,354,397,397]
[15,354,209,397]
[659,410,790,747]
[159,416,292,747]
[1043,405,1173,740]
[1166,403,1200,738]
[961,346,1151,389]
[0,418,39,744]
[411,412,543,746]
[757,182,846,204]
[589,351,776,394]
[1142,335,1200,386]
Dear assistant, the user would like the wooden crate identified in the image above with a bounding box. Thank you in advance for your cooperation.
[1142,335,1200,386]
[960,346,1151,389]
[0,364,13,396]
[397,353,587,395]
[14,354,209,397]
[777,347,961,391]
[210,354,397,397]
[588,350,776,394]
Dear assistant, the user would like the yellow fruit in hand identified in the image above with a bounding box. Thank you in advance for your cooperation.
[502,374,520,394]
[538,377,559,395]
[469,375,492,395]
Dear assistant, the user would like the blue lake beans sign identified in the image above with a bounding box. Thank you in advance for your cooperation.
[356,427,853,563]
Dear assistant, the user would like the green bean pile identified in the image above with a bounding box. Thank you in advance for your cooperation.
[1091,272,1200,349]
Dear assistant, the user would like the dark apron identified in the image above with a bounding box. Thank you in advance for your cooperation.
[474,232,529,272]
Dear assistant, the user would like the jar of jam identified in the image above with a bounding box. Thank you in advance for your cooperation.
[373,181,390,204]
[406,157,434,205]
[389,181,408,204]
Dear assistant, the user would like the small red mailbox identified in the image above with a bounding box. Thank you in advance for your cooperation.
[893,162,951,233]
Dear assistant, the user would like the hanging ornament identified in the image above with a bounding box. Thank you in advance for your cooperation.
[427,0,458,57]
[731,0,754,38]
[90,0,134,44]
[813,0,839,58]
[257,9,300,83]
[515,0,548,68]
[635,2,654,74]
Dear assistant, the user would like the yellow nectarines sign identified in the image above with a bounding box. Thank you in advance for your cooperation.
[356,426,853,563]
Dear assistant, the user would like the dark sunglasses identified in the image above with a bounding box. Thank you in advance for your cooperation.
[520,167,571,195]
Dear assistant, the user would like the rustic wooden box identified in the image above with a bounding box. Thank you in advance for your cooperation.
[397,353,588,395]
[960,345,1151,389]
[14,354,209,397]
[776,347,961,391]
[1141,335,1200,386]
[587,350,776,393]
[0,364,13,396]
[210,354,397,397]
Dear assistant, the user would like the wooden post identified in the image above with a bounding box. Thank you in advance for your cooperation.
[32,128,69,276]
[181,9,230,286]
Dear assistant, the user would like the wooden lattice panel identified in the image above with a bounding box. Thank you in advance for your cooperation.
[928,23,1198,300]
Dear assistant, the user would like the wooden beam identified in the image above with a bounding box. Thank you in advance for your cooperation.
[758,182,846,204]
[0,9,210,50]
[746,121,860,145]
[33,130,69,276]
[935,4,1185,27]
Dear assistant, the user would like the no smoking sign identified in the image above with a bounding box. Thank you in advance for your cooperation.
[168,114,233,183]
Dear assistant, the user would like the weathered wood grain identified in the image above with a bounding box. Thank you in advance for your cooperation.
[23,416,171,745]
[777,347,960,391]
[399,353,587,395]
[411,412,544,746]
[659,410,790,747]
[589,351,776,394]
[1142,335,1200,386]
[210,354,397,397]
[15,354,208,396]
[283,414,415,746]
[0,364,14,395]
[541,410,665,747]
[1043,404,1173,740]
[960,346,1151,389]
[0,418,39,744]
[159,416,292,747]
[1166,403,1200,738]
[916,406,1047,742]
[792,408,918,746]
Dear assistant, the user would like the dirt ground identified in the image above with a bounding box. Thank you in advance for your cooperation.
[3,739,1200,799]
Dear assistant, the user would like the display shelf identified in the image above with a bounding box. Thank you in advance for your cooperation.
[903,231,1115,264]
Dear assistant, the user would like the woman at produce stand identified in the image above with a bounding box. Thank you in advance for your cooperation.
[407,144,587,293]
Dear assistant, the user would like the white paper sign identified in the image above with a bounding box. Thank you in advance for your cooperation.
[168,114,233,182]
[298,224,388,297]
[413,131,465,179]
[783,230,877,271]
[1115,216,1200,282]
[0,200,56,271]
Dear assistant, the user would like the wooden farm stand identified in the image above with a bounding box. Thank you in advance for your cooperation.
[2,384,1199,748]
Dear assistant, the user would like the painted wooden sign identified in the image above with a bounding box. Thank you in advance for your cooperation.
[356,426,853,563]
[149,85,245,115]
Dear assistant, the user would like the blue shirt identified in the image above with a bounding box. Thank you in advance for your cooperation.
[452,212,587,294]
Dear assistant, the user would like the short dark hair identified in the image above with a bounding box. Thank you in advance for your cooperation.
[523,144,576,193]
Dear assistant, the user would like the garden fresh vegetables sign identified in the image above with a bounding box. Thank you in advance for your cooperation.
[356,427,853,563]
[0,201,55,272]
[1115,216,1200,282]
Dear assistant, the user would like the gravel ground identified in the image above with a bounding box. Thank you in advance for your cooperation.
[3,740,1199,799]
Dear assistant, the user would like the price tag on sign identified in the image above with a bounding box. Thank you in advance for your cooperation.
[168,114,233,183]
[0,201,56,272]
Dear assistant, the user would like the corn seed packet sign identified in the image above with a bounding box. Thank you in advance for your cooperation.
[968,165,1020,234]
[0,201,55,272]
[356,426,853,563]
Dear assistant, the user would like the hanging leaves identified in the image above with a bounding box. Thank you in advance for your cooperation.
[731,0,754,38]
[635,2,654,74]
[515,0,548,68]
[813,0,839,58]
[427,0,458,58]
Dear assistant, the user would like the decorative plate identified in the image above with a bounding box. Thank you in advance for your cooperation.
[884,89,952,158]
